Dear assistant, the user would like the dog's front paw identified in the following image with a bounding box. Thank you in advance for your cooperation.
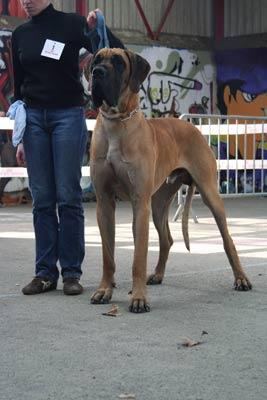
[129,295,150,313]
[91,287,113,304]
[234,276,252,291]
[146,273,163,285]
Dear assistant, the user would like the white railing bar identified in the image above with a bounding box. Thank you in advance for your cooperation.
[0,118,96,178]
[0,117,96,131]
[0,166,90,178]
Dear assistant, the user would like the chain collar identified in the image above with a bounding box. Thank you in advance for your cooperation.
[99,107,139,122]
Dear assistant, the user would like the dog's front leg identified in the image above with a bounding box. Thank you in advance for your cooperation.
[91,194,116,304]
[129,198,151,313]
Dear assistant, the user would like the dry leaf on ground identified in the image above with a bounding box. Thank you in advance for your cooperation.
[102,304,121,317]
[177,337,203,348]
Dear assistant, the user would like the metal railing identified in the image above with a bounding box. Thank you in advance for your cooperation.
[173,114,267,222]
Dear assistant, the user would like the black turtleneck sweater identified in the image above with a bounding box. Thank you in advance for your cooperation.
[11,4,123,108]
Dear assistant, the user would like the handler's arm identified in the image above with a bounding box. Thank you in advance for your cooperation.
[81,10,124,52]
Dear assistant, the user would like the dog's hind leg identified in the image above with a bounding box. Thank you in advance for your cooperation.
[91,193,116,304]
[197,182,252,291]
[147,180,182,285]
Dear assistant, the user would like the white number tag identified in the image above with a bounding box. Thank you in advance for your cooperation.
[41,39,65,60]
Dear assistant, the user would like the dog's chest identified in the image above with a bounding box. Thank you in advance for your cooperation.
[104,134,135,190]
[106,135,122,164]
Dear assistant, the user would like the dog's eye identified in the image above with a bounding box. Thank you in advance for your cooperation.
[111,55,125,70]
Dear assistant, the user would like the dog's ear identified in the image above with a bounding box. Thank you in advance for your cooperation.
[125,50,151,93]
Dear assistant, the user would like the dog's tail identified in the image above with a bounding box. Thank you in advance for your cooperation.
[182,184,196,251]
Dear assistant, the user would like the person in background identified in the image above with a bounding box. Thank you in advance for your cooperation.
[12,0,124,295]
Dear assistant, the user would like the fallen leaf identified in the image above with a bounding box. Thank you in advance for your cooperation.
[118,394,136,399]
[177,337,203,348]
[183,337,201,347]
[102,304,121,317]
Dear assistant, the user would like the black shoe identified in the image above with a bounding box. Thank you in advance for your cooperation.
[22,277,57,295]
[63,278,83,295]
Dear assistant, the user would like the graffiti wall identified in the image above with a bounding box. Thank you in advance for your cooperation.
[215,48,267,191]
[0,0,26,18]
[0,1,26,112]
[216,48,267,119]
[215,48,267,158]
[0,29,12,112]
[130,45,216,118]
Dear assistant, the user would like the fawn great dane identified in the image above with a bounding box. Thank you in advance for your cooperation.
[89,48,252,313]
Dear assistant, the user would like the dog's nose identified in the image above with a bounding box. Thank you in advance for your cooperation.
[92,66,107,79]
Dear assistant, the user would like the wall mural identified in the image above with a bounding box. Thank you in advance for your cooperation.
[215,48,267,192]
[0,0,26,18]
[0,29,12,112]
[216,48,267,119]
[0,34,216,118]
[0,0,24,113]
[130,45,215,118]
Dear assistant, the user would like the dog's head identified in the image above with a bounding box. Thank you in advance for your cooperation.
[90,48,150,108]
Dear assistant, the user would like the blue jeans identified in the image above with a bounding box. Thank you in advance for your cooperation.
[23,107,87,282]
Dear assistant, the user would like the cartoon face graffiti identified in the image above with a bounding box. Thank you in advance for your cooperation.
[216,48,267,118]
[219,81,267,118]
[216,48,267,159]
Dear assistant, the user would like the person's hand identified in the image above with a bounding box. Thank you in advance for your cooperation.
[87,8,102,29]
[16,143,26,167]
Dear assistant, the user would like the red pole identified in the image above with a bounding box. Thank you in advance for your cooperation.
[76,0,87,16]
[134,0,155,40]
[154,0,175,40]
[214,0,224,41]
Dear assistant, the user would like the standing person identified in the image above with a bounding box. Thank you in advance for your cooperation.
[12,0,124,295]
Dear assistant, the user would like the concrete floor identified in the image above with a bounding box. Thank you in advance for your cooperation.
[0,197,266,400]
